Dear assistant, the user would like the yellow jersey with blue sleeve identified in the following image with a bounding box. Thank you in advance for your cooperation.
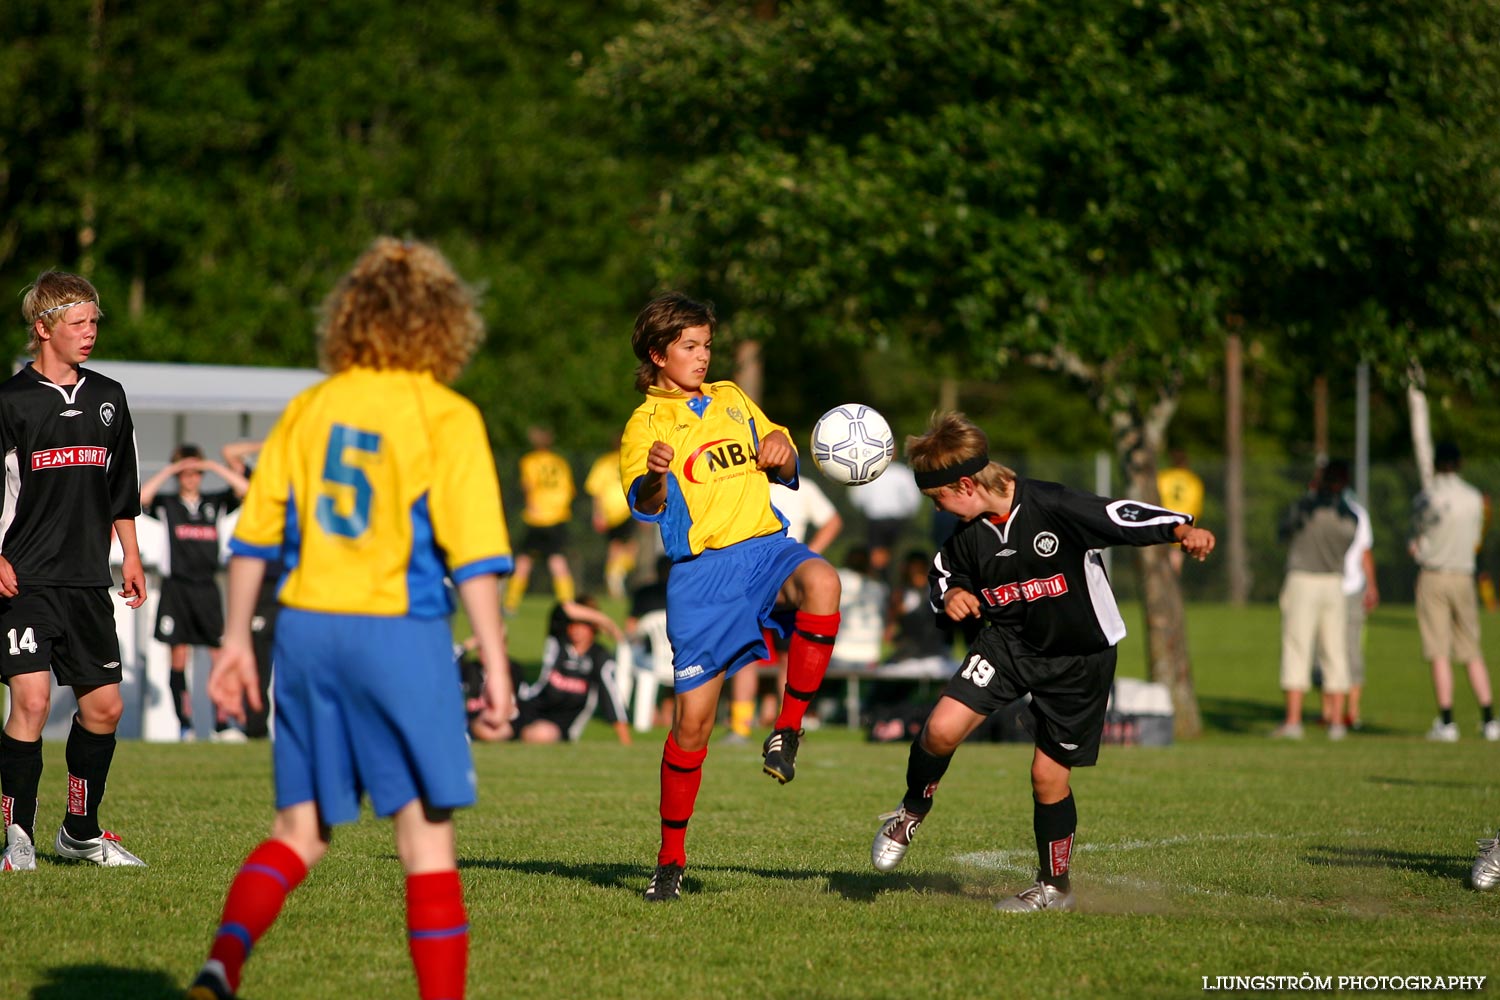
[229,367,514,618]
[621,380,795,560]
[519,449,575,527]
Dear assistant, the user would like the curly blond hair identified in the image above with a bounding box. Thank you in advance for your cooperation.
[318,238,483,383]
[20,271,101,355]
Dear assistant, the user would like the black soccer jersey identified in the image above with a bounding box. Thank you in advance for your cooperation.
[0,364,140,588]
[150,490,239,582]
[930,477,1191,656]
[517,636,628,740]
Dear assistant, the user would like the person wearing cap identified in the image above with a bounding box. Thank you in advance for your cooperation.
[867,411,1214,913]
[1410,441,1499,742]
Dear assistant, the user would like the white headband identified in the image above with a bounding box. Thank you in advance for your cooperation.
[37,298,94,320]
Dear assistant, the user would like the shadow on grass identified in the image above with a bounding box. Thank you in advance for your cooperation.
[32,964,181,1000]
[1302,845,1470,882]
[460,856,969,901]
[1199,696,1403,736]
[1366,775,1488,790]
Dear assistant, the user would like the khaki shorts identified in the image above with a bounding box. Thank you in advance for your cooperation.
[1415,570,1482,664]
[1280,570,1348,693]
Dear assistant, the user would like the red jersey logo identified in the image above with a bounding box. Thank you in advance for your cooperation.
[980,573,1069,607]
[682,438,756,484]
[174,524,218,542]
[32,446,108,471]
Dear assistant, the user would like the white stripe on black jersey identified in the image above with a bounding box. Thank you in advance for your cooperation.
[0,364,140,587]
[929,477,1191,656]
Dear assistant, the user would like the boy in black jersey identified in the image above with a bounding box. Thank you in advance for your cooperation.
[140,444,248,741]
[870,412,1215,911]
[0,271,147,871]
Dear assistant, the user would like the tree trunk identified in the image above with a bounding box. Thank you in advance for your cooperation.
[1312,373,1329,463]
[1109,397,1203,740]
[1225,331,1250,604]
[735,338,763,404]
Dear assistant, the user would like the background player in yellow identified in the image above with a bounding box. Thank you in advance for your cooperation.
[506,425,577,612]
[585,434,638,599]
[1157,448,1205,574]
[187,237,515,1000]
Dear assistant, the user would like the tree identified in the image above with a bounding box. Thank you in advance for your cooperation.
[588,0,1500,736]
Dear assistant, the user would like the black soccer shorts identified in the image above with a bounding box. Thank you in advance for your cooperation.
[155,577,225,647]
[942,626,1118,767]
[520,522,571,559]
[0,586,125,687]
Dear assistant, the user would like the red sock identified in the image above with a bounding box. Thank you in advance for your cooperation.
[658,733,707,866]
[774,611,840,731]
[407,870,468,1000]
[208,839,309,992]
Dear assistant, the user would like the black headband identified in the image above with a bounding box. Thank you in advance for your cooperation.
[913,454,990,490]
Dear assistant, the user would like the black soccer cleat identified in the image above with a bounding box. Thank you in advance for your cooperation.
[761,727,802,784]
[644,862,684,902]
[186,961,238,1000]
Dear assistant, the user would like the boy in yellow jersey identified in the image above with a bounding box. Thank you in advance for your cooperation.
[505,425,577,612]
[621,292,843,902]
[187,238,515,1000]
[584,435,638,599]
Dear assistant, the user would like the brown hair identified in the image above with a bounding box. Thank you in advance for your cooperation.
[172,443,204,463]
[20,270,101,354]
[906,411,1015,495]
[318,237,483,383]
[631,292,716,393]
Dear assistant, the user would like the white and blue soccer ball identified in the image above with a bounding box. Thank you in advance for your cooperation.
[810,404,895,486]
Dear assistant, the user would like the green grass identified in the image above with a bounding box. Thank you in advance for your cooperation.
[3,601,1499,999]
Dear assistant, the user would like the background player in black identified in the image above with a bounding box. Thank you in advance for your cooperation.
[468,597,631,744]
[221,439,279,739]
[870,412,1215,910]
[0,270,147,871]
[140,443,248,741]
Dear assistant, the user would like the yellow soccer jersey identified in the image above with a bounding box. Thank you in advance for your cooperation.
[584,450,632,529]
[620,381,794,560]
[229,368,513,618]
[519,449,575,527]
[1156,467,1205,521]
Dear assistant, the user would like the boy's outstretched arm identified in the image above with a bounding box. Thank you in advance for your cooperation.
[1175,524,1215,562]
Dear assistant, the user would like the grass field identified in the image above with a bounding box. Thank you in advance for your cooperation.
[2,601,1498,999]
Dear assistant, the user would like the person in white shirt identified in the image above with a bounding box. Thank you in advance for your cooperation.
[1312,460,1379,730]
[1409,442,1497,742]
[847,460,923,577]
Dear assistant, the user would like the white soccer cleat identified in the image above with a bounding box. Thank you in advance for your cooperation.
[1473,831,1500,892]
[995,877,1076,912]
[1426,719,1460,743]
[871,806,925,873]
[1482,720,1500,743]
[2,824,36,871]
[55,826,147,867]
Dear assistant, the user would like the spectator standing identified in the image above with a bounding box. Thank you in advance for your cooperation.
[505,426,577,614]
[847,458,923,578]
[1409,442,1498,742]
[1325,460,1377,730]
[140,444,249,741]
[1273,464,1359,740]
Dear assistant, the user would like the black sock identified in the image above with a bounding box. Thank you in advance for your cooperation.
[1034,793,1077,890]
[1482,704,1494,725]
[62,716,115,841]
[169,669,192,728]
[901,736,953,815]
[0,732,43,843]
[1441,707,1454,726]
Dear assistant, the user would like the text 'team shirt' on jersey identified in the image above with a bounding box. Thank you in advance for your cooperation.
[930,477,1192,656]
[621,381,794,561]
[0,364,141,588]
[229,368,513,618]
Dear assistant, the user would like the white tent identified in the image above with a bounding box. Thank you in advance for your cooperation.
[37,360,323,742]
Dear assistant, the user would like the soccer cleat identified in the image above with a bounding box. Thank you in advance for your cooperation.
[210,727,247,744]
[55,826,147,867]
[186,960,237,1000]
[1327,722,1348,742]
[1268,722,1303,740]
[871,806,925,873]
[180,726,197,743]
[644,862,684,902]
[2,824,36,871]
[1482,720,1500,742]
[1473,831,1500,892]
[1426,718,1460,743]
[719,731,750,747]
[761,727,802,784]
[995,877,1077,913]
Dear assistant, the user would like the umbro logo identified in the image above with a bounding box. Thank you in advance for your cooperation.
[102,661,120,670]
[997,548,1016,557]
[60,409,82,418]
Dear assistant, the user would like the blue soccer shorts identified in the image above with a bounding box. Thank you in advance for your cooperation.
[664,532,818,693]
[271,609,476,825]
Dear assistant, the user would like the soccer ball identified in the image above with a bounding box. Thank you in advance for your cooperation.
[809,404,895,486]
